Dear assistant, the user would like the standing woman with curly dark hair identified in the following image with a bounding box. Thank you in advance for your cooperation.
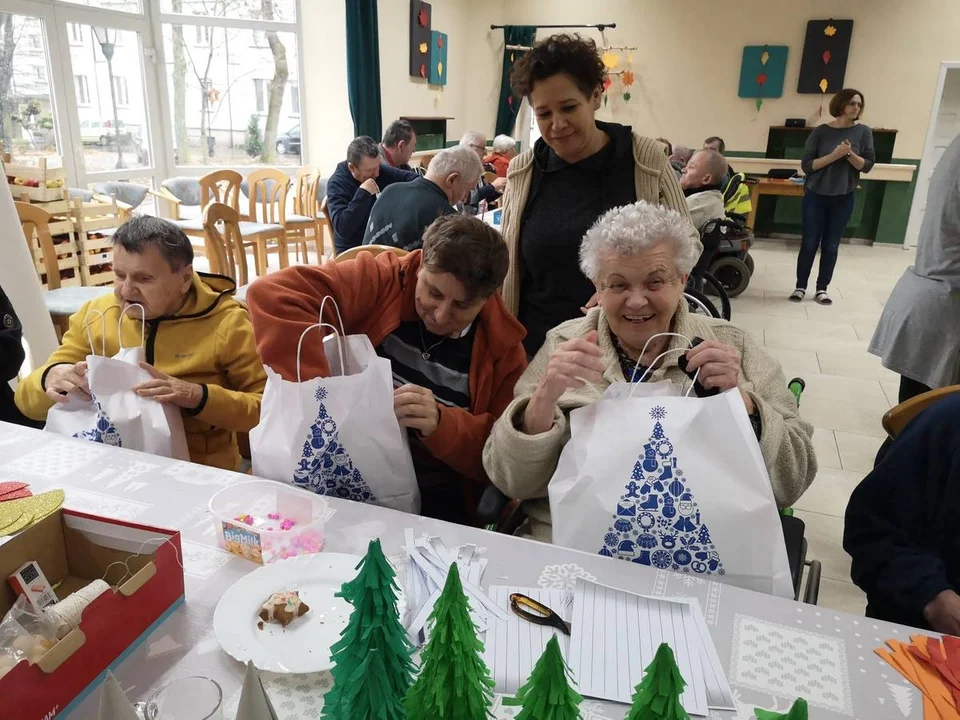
[791,88,875,305]
[498,34,698,355]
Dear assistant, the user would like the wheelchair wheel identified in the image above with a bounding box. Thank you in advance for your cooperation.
[699,271,732,321]
[684,289,721,319]
[709,256,751,298]
[744,252,755,276]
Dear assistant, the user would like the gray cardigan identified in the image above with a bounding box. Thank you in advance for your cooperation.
[869,133,960,389]
[801,123,875,196]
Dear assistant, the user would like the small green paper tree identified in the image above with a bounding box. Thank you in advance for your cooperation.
[625,642,690,720]
[503,635,583,720]
[321,539,416,720]
[405,563,494,720]
[755,698,809,720]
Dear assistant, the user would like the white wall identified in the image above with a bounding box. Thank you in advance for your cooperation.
[300,0,354,176]
[464,0,960,158]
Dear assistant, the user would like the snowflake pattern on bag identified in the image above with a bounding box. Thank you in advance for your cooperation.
[72,400,122,447]
[291,387,377,503]
[597,406,724,577]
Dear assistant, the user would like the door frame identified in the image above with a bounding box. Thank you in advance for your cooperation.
[904,60,960,249]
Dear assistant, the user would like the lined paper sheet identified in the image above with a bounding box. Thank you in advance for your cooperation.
[483,586,573,695]
[569,579,709,716]
[655,596,735,711]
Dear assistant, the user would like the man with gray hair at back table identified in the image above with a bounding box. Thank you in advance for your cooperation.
[327,135,419,255]
[461,130,507,211]
[364,145,483,251]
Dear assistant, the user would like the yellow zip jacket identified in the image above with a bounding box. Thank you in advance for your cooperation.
[15,272,266,471]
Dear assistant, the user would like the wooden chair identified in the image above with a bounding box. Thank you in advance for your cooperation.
[319,196,335,260]
[333,245,409,263]
[882,385,960,439]
[202,202,249,286]
[243,168,290,275]
[287,166,323,262]
[15,201,112,339]
[199,169,243,210]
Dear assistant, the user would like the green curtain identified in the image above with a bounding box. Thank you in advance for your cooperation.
[345,0,383,140]
[495,26,537,137]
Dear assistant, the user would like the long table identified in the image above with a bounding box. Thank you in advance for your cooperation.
[0,423,926,719]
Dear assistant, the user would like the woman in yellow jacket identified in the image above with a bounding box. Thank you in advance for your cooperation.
[15,216,266,471]
[498,34,699,355]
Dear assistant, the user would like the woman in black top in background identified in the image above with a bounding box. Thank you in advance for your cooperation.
[497,34,697,356]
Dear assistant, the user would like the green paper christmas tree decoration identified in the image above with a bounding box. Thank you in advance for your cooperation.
[754,698,809,720]
[321,539,416,720]
[503,635,583,720]
[625,643,690,720]
[405,563,494,720]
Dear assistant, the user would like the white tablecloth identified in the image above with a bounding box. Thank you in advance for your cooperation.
[0,423,926,719]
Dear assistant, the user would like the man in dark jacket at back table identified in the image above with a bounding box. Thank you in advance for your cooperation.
[844,394,960,633]
[327,136,418,255]
[0,285,42,428]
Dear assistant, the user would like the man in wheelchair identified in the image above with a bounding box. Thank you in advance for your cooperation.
[680,148,728,232]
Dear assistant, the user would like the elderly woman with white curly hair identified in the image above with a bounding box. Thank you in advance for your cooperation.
[483,200,817,542]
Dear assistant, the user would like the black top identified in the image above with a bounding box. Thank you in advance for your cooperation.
[326,161,418,254]
[518,121,638,355]
[843,394,960,630]
[376,320,475,496]
[363,177,454,250]
[0,286,42,428]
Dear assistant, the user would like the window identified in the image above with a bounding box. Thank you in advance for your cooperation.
[2,14,59,166]
[59,0,143,12]
[113,77,130,106]
[195,25,211,45]
[161,21,301,167]
[75,75,91,105]
[161,0,296,21]
[69,24,84,45]
[254,78,266,113]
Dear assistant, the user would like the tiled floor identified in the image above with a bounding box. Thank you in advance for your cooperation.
[729,238,914,616]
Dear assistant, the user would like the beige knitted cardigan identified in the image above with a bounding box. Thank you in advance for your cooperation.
[498,132,700,316]
[481,304,818,543]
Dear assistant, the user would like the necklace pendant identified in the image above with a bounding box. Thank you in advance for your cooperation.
[421,351,430,360]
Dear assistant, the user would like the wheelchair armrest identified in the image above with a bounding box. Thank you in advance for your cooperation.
[477,484,513,525]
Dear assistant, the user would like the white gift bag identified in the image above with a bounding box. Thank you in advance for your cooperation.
[548,382,793,598]
[250,298,420,513]
[45,305,190,460]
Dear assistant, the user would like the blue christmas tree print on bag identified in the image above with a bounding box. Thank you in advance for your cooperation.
[292,387,377,502]
[598,405,724,577]
[72,400,122,447]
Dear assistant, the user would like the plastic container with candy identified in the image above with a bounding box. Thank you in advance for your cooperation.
[208,481,328,564]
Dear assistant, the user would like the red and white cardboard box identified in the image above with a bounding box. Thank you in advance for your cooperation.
[0,509,185,719]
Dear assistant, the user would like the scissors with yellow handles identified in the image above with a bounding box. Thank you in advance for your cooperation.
[509,593,571,636]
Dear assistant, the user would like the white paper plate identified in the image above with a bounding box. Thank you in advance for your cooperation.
[213,552,404,673]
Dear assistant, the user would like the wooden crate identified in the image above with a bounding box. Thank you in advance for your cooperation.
[78,234,113,270]
[3,154,67,203]
[80,264,115,287]
[72,197,124,234]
